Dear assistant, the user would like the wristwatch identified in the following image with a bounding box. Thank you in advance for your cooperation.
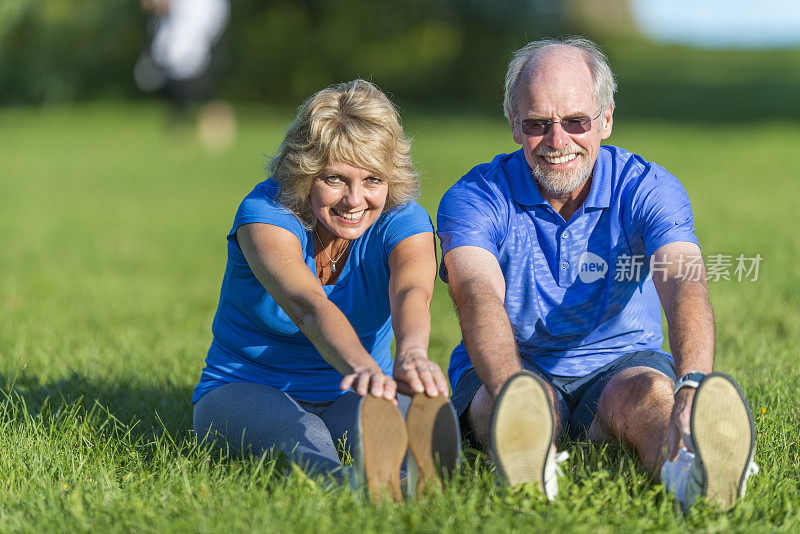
[673,371,706,395]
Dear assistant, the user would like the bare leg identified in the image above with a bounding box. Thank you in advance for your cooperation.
[467,380,563,448]
[587,366,674,476]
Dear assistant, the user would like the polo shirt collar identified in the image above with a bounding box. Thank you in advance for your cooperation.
[584,145,611,209]
[505,147,612,209]
[505,149,549,206]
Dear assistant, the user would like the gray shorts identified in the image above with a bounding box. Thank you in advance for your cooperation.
[450,350,676,441]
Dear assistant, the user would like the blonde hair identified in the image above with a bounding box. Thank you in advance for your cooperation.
[269,79,419,229]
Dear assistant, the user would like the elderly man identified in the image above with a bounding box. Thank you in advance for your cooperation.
[437,36,758,510]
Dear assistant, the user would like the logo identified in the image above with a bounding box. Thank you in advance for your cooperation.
[577,252,608,283]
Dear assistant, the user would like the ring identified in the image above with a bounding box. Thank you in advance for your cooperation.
[428,366,437,371]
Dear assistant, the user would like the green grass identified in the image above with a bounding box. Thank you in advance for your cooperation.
[0,102,798,532]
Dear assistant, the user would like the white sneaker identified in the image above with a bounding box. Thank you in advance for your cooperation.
[490,372,567,500]
[661,447,695,507]
[662,373,758,510]
[662,449,759,511]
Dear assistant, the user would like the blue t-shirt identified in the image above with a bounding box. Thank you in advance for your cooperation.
[437,145,699,388]
[193,179,434,403]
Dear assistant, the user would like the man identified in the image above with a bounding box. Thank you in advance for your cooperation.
[437,36,758,510]
[136,0,236,151]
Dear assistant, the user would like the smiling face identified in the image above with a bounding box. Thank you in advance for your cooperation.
[310,161,389,242]
[512,47,613,198]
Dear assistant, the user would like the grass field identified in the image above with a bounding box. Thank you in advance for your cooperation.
[1,102,798,532]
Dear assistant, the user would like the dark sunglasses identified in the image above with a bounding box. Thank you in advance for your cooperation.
[515,111,602,136]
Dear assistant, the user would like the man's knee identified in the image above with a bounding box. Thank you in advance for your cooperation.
[596,367,674,435]
[467,374,562,447]
[467,385,493,446]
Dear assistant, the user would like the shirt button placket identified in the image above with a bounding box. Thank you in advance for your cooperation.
[559,228,570,285]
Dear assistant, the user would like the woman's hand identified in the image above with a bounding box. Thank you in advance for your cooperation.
[340,366,398,401]
[393,350,449,397]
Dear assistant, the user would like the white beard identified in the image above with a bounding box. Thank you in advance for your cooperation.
[531,151,593,196]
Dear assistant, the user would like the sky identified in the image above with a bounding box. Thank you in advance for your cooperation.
[631,0,800,49]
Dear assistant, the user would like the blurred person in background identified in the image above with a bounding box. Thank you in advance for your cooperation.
[192,80,460,501]
[135,0,236,151]
[437,36,758,511]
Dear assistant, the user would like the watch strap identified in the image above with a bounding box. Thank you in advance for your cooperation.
[673,371,706,395]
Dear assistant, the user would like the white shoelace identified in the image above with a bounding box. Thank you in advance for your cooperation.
[552,450,570,477]
[542,449,570,500]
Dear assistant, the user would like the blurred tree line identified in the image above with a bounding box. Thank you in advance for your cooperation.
[0,0,567,106]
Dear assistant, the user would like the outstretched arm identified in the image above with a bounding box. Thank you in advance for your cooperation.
[651,240,715,458]
[387,232,448,397]
[444,246,521,399]
[237,223,397,400]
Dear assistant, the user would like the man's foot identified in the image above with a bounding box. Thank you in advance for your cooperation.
[354,395,408,502]
[689,373,758,510]
[406,393,461,497]
[490,372,567,500]
[662,373,758,510]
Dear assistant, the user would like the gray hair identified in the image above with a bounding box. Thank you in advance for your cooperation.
[503,36,617,121]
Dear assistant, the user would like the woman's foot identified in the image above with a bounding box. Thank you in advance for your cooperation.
[355,395,408,502]
[406,393,461,497]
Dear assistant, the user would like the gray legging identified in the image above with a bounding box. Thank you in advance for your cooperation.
[193,381,411,474]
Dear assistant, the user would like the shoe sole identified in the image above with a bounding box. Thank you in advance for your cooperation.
[406,394,461,495]
[691,373,755,510]
[357,395,408,503]
[490,372,553,489]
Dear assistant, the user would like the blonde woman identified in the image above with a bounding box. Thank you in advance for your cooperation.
[192,80,458,498]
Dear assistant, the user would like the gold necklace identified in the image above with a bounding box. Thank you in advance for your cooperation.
[313,228,350,273]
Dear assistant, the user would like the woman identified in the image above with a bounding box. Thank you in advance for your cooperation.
[192,79,457,499]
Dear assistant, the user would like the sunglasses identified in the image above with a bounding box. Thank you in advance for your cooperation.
[515,111,602,136]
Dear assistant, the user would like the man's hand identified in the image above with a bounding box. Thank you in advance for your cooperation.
[668,387,696,459]
[393,349,448,397]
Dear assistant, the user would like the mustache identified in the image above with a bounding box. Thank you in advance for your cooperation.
[535,147,587,157]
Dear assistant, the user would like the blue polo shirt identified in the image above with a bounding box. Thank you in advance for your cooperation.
[193,179,434,403]
[437,145,699,388]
